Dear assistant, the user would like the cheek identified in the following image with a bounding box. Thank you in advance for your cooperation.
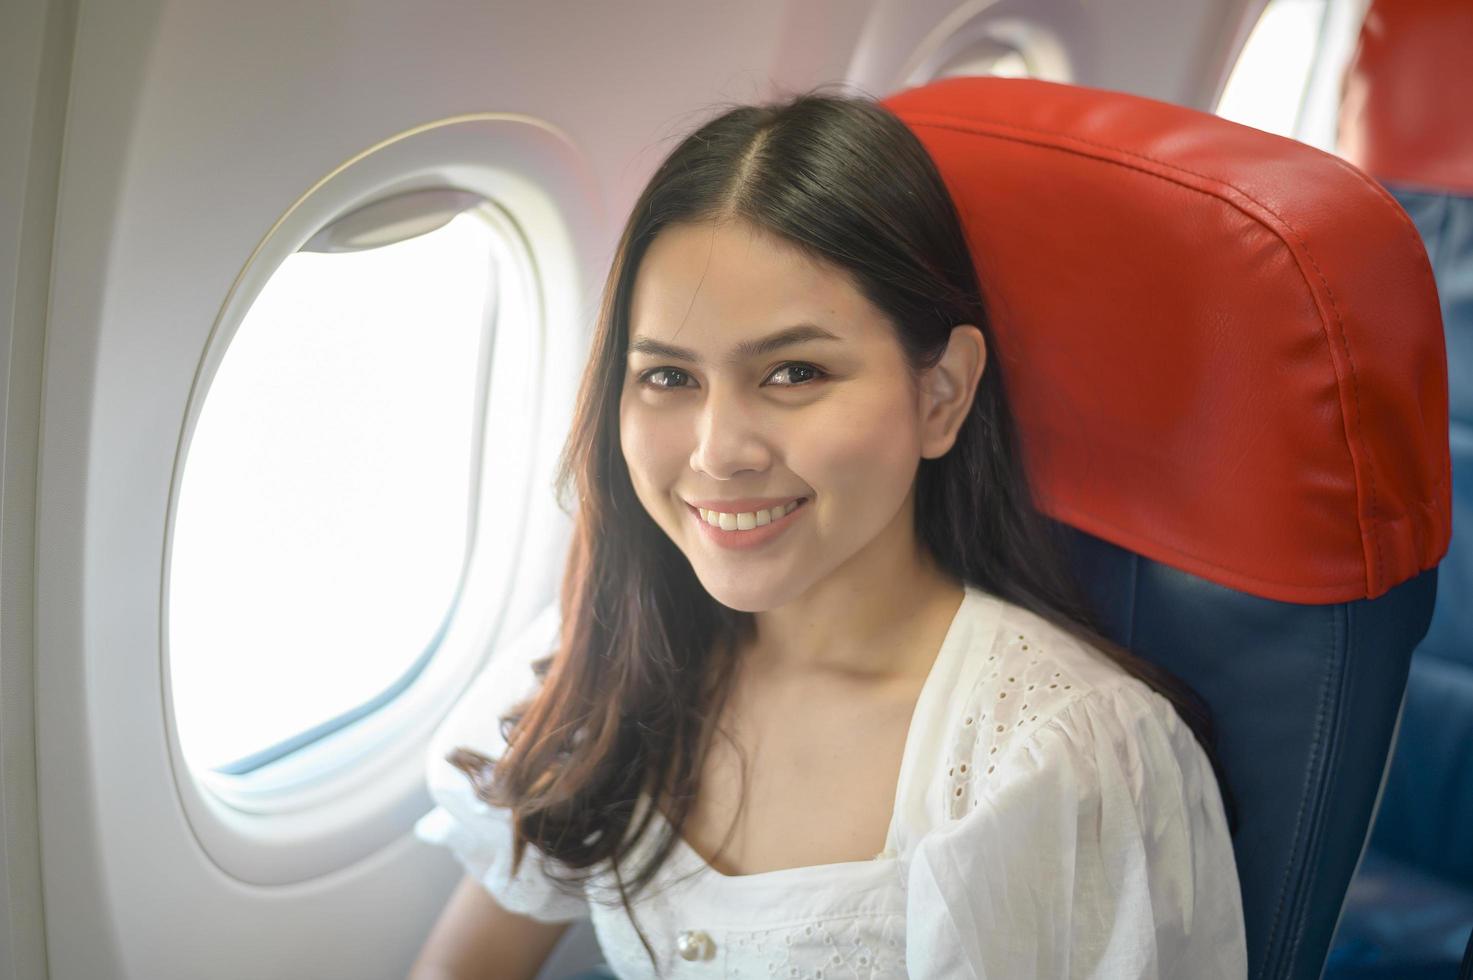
[619,389,682,487]
[800,391,921,504]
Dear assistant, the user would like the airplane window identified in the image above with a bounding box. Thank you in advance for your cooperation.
[1216,0,1331,139]
[168,204,499,776]
[904,16,1071,86]
[932,37,1033,80]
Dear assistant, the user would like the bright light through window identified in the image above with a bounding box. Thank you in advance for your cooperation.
[1217,0,1330,138]
[169,211,495,773]
[936,48,1032,79]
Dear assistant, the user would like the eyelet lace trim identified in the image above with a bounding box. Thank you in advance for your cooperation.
[726,911,906,978]
[942,628,1084,820]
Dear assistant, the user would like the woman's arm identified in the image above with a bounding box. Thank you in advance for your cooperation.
[410,872,575,980]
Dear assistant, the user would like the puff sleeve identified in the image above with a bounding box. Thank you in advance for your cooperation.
[903,682,1248,979]
[412,603,590,924]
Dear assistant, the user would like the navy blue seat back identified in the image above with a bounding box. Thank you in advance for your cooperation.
[1060,525,1436,979]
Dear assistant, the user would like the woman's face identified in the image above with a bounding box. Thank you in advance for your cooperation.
[619,218,931,613]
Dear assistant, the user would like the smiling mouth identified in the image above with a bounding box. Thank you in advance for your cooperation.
[687,497,809,528]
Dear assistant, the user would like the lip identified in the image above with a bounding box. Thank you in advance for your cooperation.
[686,497,810,551]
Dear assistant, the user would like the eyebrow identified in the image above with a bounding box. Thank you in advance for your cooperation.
[626,323,843,366]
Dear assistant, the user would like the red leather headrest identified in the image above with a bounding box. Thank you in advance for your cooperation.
[1337,0,1473,195]
[883,77,1450,603]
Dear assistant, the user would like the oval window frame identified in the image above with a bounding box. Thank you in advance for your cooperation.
[163,113,602,885]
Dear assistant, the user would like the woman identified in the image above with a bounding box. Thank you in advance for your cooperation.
[412,87,1249,979]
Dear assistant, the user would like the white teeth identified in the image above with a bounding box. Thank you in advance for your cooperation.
[698,498,802,531]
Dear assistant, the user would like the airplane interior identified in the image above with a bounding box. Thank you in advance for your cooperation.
[1,0,1469,978]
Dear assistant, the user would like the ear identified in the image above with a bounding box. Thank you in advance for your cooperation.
[918,325,986,460]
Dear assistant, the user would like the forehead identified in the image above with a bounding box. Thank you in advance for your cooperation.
[628,219,886,348]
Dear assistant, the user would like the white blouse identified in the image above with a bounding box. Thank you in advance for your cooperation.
[414,585,1249,979]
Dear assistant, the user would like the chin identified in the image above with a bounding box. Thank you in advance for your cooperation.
[691,572,794,614]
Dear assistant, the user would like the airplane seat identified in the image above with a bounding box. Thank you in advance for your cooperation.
[1320,0,1473,976]
[881,75,1450,980]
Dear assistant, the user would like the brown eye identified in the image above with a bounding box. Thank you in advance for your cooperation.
[766,362,826,386]
[639,367,691,390]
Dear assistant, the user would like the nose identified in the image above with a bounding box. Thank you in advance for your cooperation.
[688,381,771,480]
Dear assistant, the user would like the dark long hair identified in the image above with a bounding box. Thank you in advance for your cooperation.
[447,85,1239,974]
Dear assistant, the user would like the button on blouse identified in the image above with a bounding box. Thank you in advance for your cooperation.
[675,929,715,961]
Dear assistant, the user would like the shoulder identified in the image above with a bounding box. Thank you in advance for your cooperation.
[935,597,1182,822]
[904,608,1247,978]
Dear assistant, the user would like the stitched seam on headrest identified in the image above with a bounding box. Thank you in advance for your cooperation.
[906,111,1437,327]
[906,112,1429,287]
[1245,206,1383,596]
[1319,155,1446,332]
[908,115,1387,595]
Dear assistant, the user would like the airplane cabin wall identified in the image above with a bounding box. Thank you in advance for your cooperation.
[2,3,79,980]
